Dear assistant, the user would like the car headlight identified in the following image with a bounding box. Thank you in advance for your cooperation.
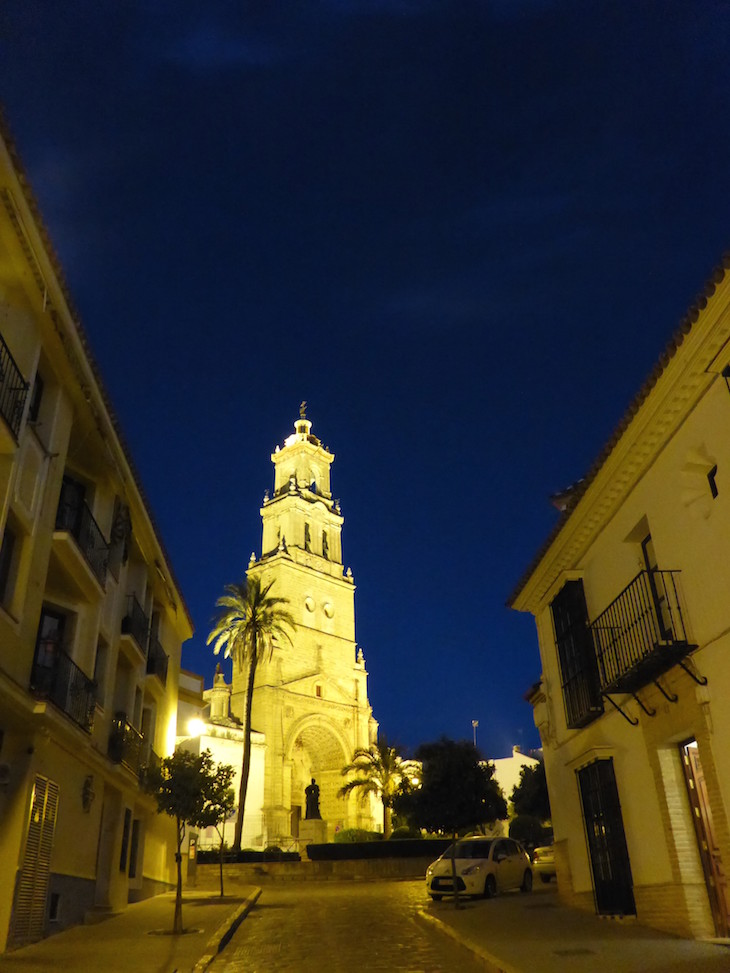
[462,863,483,875]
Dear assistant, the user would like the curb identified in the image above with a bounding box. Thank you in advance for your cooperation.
[416,907,523,973]
[192,887,262,972]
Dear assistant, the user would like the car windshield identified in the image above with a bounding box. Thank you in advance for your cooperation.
[444,839,494,859]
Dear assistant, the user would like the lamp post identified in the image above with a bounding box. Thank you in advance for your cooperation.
[472,720,479,748]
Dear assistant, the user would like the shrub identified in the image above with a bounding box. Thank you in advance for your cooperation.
[334,828,383,844]
[389,826,421,840]
[307,838,452,861]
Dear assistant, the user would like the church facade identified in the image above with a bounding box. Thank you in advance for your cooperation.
[230,409,378,845]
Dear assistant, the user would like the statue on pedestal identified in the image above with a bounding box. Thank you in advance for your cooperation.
[305,778,321,820]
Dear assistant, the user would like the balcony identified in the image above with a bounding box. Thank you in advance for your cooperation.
[30,643,96,733]
[146,636,169,687]
[590,570,696,696]
[0,331,28,451]
[119,594,149,664]
[139,743,162,786]
[55,497,109,585]
[108,712,143,774]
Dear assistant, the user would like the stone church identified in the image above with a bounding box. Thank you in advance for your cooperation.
[228,408,379,845]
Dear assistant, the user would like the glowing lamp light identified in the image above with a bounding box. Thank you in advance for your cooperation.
[187,718,206,738]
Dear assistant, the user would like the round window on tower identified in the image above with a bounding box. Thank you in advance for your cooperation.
[305,596,315,612]
[323,602,334,618]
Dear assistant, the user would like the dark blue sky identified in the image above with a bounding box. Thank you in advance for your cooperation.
[2,1,729,757]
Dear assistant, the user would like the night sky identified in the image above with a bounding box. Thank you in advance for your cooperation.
[2,1,729,759]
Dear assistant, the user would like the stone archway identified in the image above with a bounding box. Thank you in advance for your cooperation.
[285,717,352,835]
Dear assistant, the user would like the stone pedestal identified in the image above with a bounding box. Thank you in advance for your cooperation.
[299,819,328,858]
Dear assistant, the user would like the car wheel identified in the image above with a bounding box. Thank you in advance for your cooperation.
[520,870,533,893]
[540,874,552,884]
[430,894,443,901]
[483,874,497,899]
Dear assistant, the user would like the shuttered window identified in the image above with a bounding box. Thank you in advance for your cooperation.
[550,580,603,728]
[10,775,59,947]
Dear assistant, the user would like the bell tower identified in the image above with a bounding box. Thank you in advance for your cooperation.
[231,405,378,845]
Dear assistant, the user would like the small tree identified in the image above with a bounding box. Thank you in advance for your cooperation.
[395,737,507,908]
[511,762,551,821]
[195,763,236,897]
[338,739,419,839]
[145,749,228,933]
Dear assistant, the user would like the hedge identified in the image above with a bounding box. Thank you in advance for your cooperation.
[306,838,452,861]
[196,849,301,864]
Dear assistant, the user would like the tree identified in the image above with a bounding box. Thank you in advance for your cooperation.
[511,761,551,821]
[195,762,236,897]
[145,749,233,933]
[395,737,507,908]
[338,739,419,839]
[207,575,295,851]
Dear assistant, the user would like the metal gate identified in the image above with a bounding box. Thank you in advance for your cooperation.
[9,775,60,947]
[577,759,636,916]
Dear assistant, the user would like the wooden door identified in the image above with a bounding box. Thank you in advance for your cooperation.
[681,741,729,937]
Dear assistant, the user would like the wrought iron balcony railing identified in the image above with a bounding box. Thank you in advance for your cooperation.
[146,636,169,685]
[55,496,110,586]
[139,744,162,786]
[0,331,28,440]
[121,594,149,654]
[108,713,144,774]
[30,642,96,732]
[589,569,695,696]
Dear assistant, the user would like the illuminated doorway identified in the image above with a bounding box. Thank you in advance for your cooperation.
[680,740,729,937]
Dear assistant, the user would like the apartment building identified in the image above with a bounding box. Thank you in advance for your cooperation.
[510,256,730,939]
[0,118,192,949]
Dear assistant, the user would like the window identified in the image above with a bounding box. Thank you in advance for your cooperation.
[128,820,141,878]
[34,608,66,668]
[48,893,61,923]
[315,684,322,698]
[322,530,329,559]
[0,522,17,606]
[93,640,109,708]
[28,373,44,423]
[119,808,132,871]
[550,580,603,728]
[304,522,311,552]
[708,465,719,499]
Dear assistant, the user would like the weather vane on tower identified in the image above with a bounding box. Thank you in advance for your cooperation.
[300,400,307,419]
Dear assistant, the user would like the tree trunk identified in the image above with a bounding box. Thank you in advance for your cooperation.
[218,824,225,897]
[233,653,258,852]
[383,799,392,840]
[174,818,184,933]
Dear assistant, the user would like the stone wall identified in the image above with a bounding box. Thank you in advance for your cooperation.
[189,858,434,891]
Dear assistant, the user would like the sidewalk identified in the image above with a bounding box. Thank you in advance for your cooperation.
[0,887,260,973]
[417,885,730,973]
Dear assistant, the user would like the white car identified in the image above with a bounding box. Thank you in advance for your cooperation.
[532,843,556,883]
[426,836,533,900]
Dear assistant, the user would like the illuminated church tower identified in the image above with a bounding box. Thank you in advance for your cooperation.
[232,405,378,844]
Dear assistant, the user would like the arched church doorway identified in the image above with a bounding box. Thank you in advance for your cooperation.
[286,720,350,838]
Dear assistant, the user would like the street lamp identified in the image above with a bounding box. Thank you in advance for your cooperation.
[472,720,479,748]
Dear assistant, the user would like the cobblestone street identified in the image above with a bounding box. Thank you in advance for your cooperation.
[208,879,485,973]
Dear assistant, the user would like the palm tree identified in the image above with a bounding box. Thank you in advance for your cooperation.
[207,575,295,851]
[338,739,419,839]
